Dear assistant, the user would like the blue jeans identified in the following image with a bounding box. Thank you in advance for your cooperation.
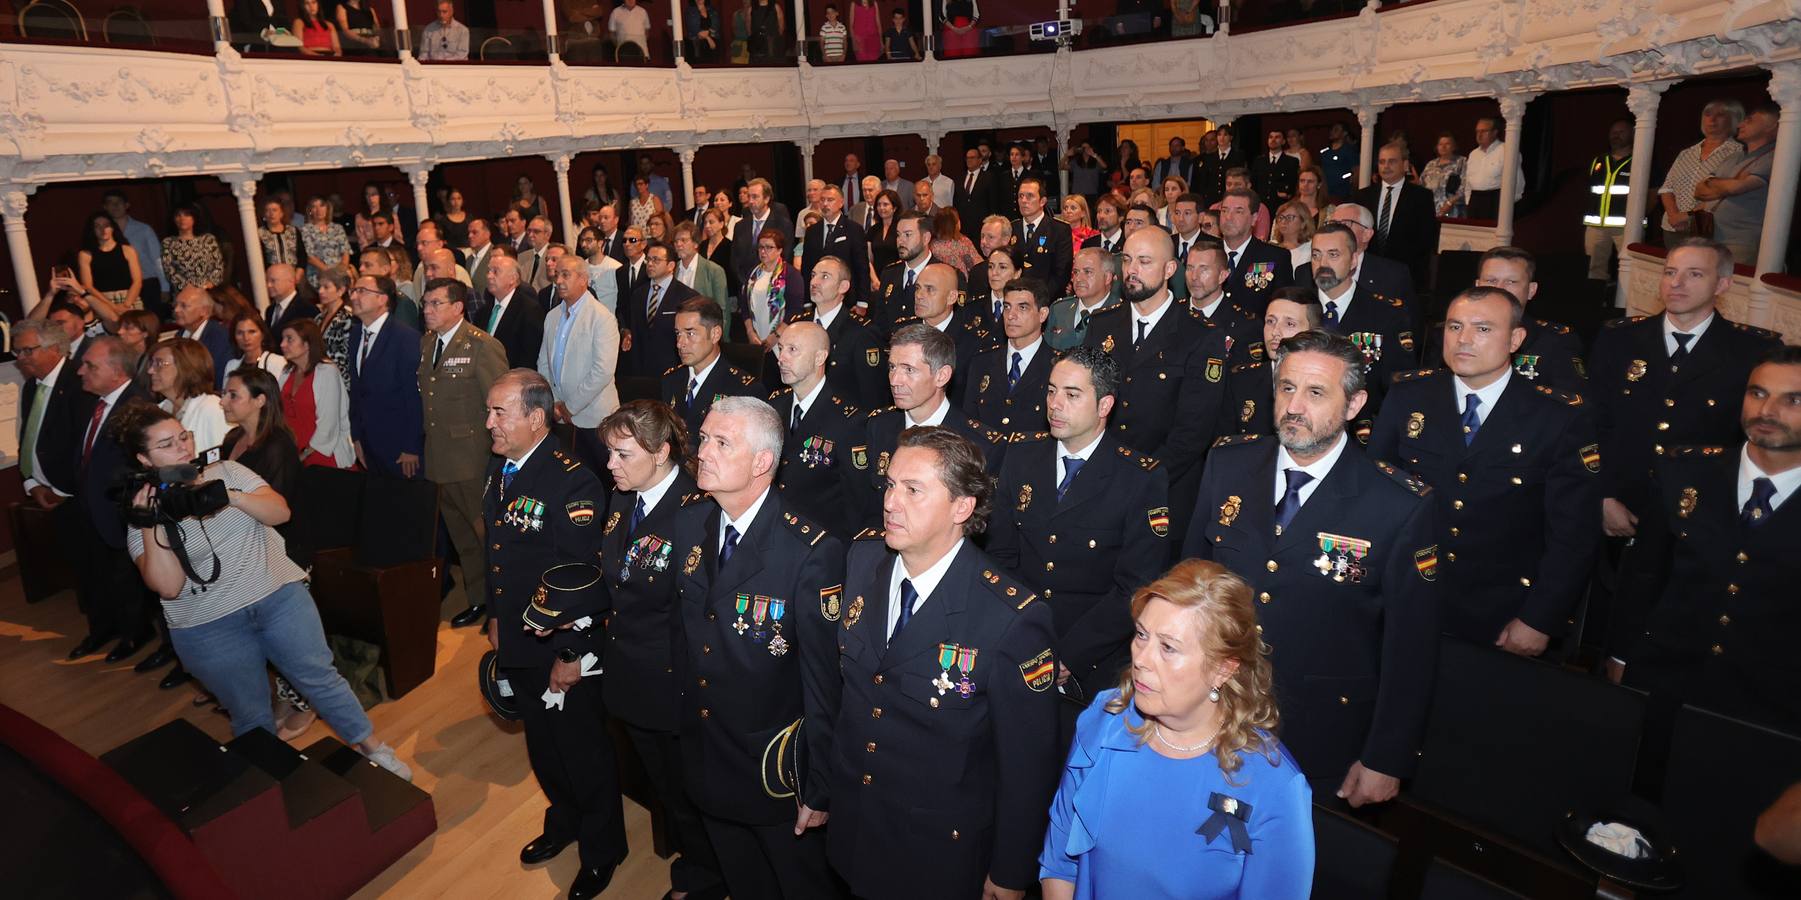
[167,581,374,745]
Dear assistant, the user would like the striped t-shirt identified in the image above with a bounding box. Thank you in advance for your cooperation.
[819,21,847,62]
[127,461,308,629]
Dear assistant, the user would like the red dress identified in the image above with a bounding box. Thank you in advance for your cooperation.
[282,367,339,469]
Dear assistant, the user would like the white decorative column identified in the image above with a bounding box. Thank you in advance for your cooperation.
[1617,81,1667,308]
[791,0,807,59]
[1356,103,1379,190]
[204,0,228,53]
[402,164,433,229]
[1054,125,1072,198]
[389,0,412,57]
[226,175,270,314]
[541,0,561,60]
[1755,63,1801,277]
[671,0,686,60]
[923,131,943,160]
[3,187,41,316]
[548,153,576,243]
[921,0,934,59]
[799,138,818,185]
[1495,93,1533,246]
[679,146,698,212]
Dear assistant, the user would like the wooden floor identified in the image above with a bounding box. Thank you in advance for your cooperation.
[0,568,674,899]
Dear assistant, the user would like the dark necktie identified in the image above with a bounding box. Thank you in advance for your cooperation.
[720,523,740,564]
[629,496,646,535]
[1461,393,1481,446]
[903,267,916,290]
[1057,456,1084,500]
[1671,331,1694,368]
[1024,221,1036,244]
[1135,319,1148,347]
[501,460,518,492]
[965,171,976,193]
[1273,468,1314,535]
[1078,308,1092,333]
[266,301,280,327]
[1323,300,1340,329]
[1178,238,1190,262]
[1378,185,1395,245]
[892,577,918,643]
[790,401,803,433]
[686,374,699,408]
[993,297,1003,322]
[1227,250,1240,271]
[431,335,445,368]
[1007,351,1023,393]
[80,401,105,466]
[1742,477,1776,527]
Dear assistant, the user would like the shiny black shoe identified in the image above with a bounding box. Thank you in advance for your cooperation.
[519,834,571,865]
[449,605,488,629]
[134,642,177,673]
[68,634,113,660]
[160,665,194,690]
[568,865,617,900]
[104,637,147,664]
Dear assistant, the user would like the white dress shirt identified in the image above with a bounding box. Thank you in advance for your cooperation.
[1462,140,1524,200]
[1739,446,1801,512]
[638,464,681,516]
[718,486,772,553]
[905,396,952,428]
[1451,368,1512,428]
[1272,432,1348,508]
[1131,293,1176,341]
[1056,430,1104,486]
[887,537,966,640]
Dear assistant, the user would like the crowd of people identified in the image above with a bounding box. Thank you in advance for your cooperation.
[17,122,1800,900]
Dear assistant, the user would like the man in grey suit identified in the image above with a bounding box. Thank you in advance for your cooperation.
[517,216,556,292]
[1046,247,1122,351]
[847,175,883,233]
[537,254,621,472]
[465,217,496,298]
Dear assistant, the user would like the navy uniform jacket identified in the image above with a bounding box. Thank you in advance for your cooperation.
[1010,216,1074,295]
[891,305,999,408]
[348,318,425,479]
[1192,294,1266,369]
[961,341,1052,437]
[599,470,703,733]
[858,405,1007,529]
[872,256,969,336]
[1297,255,1417,324]
[768,386,868,538]
[1219,238,1294,313]
[671,491,845,825]
[1626,445,1801,736]
[784,303,887,410]
[829,536,1060,899]
[1588,313,1781,516]
[483,437,606,669]
[1325,285,1416,397]
[985,434,1171,700]
[660,356,764,453]
[1222,359,1275,437]
[1181,435,1441,781]
[1368,370,1601,642]
[1423,316,1588,394]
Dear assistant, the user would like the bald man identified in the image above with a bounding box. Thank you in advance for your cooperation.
[767,320,870,536]
[263,263,317,345]
[890,262,997,407]
[475,254,546,369]
[788,255,886,409]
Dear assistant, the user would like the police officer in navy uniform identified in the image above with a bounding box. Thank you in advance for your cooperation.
[1083,225,1230,546]
[1223,288,1324,438]
[1010,177,1074,296]
[1422,247,1588,393]
[789,255,887,410]
[481,370,626,900]
[1617,348,1801,779]
[859,323,1007,527]
[889,263,997,407]
[962,277,1053,438]
[986,346,1170,714]
[869,212,968,336]
[1181,331,1440,807]
[769,320,869,538]
[1216,188,1295,313]
[829,426,1060,900]
[1310,223,1414,410]
[669,396,847,899]
[594,401,726,900]
[662,296,764,452]
[1369,287,1602,654]
[1185,241,1265,368]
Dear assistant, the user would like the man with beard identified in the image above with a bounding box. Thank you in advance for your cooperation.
[1181,330,1440,808]
[870,212,966,335]
[1310,223,1411,438]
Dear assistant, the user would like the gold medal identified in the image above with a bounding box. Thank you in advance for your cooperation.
[1017,484,1033,511]
[1101,333,1115,353]
[1218,495,1241,526]
[683,545,702,575]
[1627,359,1647,382]
[1406,412,1424,439]
[845,595,864,629]
[1678,487,1697,518]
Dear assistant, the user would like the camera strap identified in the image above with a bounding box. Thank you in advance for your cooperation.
[163,515,222,589]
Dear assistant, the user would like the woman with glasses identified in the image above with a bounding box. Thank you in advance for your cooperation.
[630,176,666,230]
[739,227,803,348]
[311,269,356,372]
[1271,200,1317,271]
[118,403,412,780]
[149,338,228,456]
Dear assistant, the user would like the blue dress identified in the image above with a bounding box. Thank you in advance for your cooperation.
[1039,689,1314,899]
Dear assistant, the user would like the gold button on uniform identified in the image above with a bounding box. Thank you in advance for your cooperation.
[1338,696,1349,705]
[1045,562,1055,572]
[862,774,873,784]
[1519,577,1532,587]
[1711,644,1724,655]
[1727,584,1739,594]
[1450,527,1461,537]
[702,644,712,654]
[1258,592,1271,604]
[951,830,961,840]
[871,707,883,718]
[1452,500,1464,510]
[930,698,940,708]
[1456,473,1468,483]
[698,678,709,687]
[700,708,710,718]
[873,674,884,685]
[1446,552,1456,562]
[1718,615,1731,626]
[1266,560,1278,572]
[865,742,877,752]
[1047,534,1057,544]
[1657,421,1670,431]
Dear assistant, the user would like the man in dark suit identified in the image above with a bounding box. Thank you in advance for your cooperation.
[791,257,886,411]
[14,319,94,510]
[262,264,318,347]
[828,427,1060,900]
[1198,125,1247,204]
[227,0,285,51]
[171,286,234,389]
[596,402,724,900]
[664,396,846,900]
[660,297,763,452]
[347,275,424,480]
[683,183,712,228]
[889,263,997,408]
[475,254,546,370]
[986,346,1171,709]
[1250,129,1301,214]
[594,203,630,265]
[869,212,967,334]
[1083,226,1231,545]
[730,178,794,292]
[1183,242,1263,368]
[1182,330,1440,806]
[1011,177,1073,298]
[799,184,869,305]
[615,226,649,302]
[623,240,698,380]
[64,337,155,660]
[1311,223,1415,416]
[1368,287,1601,653]
[1215,189,1294,313]
[768,321,871,538]
[961,276,1052,437]
[1355,143,1440,295]
[955,147,1003,243]
[481,371,626,900]
[999,143,1033,220]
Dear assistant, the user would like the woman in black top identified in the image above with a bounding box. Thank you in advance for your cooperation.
[868,188,903,275]
[220,367,305,566]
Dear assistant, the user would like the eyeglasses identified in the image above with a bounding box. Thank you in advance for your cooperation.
[13,343,45,354]
[148,357,177,369]
[350,287,383,296]
[1275,214,1301,222]
[624,236,642,243]
[150,430,194,451]
[422,299,459,309]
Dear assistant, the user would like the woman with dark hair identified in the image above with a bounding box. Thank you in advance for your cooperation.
[867,187,904,277]
[278,318,356,469]
[259,198,302,268]
[225,313,286,382]
[336,0,384,57]
[740,226,804,346]
[149,338,228,456]
[294,0,342,56]
[1040,559,1312,899]
[512,175,549,223]
[584,165,620,210]
[434,187,471,249]
[928,208,980,274]
[117,402,410,778]
[1111,139,1144,191]
[312,268,356,371]
[645,209,676,245]
[79,211,143,311]
[163,204,224,293]
[702,207,738,299]
[353,182,390,250]
[747,0,786,62]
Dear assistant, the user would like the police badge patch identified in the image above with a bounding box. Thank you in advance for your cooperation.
[1147,506,1170,537]
[1205,358,1223,383]
[866,348,881,367]
[565,499,596,526]
[603,510,622,535]
[1406,412,1424,439]
[683,545,703,575]
[851,445,869,470]
[1019,649,1055,692]
[820,584,843,621]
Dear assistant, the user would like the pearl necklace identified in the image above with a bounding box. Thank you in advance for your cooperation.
[1152,721,1219,754]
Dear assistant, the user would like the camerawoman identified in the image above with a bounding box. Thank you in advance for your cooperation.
[118,401,411,777]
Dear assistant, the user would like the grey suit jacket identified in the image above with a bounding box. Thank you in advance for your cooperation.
[1046,288,1121,351]
[466,244,495,297]
[518,246,552,292]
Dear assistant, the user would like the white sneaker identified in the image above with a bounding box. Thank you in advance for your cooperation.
[360,743,413,782]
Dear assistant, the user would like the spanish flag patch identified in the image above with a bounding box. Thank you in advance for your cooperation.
[1414,546,1439,582]
[1147,507,1170,537]
[1019,649,1055,692]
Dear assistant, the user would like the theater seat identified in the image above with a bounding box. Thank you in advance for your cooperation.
[1419,857,1530,900]
[1661,705,1801,898]
[1311,804,1397,900]
[10,501,75,603]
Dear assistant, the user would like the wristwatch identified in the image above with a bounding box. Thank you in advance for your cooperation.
[556,647,580,664]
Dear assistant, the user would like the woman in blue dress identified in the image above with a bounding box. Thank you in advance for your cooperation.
[1040,558,1314,899]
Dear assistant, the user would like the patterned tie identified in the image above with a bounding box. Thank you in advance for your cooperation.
[892,577,918,643]
[1323,301,1340,329]
[993,297,1004,323]
[1024,221,1036,245]
[80,400,106,467]
[1671,331,1694,368]
[1273,468,1314,535]
[903,267,916,291]
[1057,456,1084,500]
[359,327,375,372]
[686,374,700,408]
[720,523,740,564]
[1378,185,1395,246]
[647,281,664,320]
[629,496,647,535]
[1008,351,1023,393]
[1742,477,1777,528]
[1461,393,1482,446]
[501,460,518,492]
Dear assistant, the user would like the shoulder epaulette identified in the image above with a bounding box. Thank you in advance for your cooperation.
[1375,293,1404,309]
[1730,321,1781,340]
[1390,368,1440,385]
[1229,360,1267,374]
[879,260,905,273]
[779,510,828,546]
[552,449,582,472]
[1374,460,1432,497]
[767,386,795,401]
[661,365,683,377]
[679,490,712,506]
[1532,384,1584,406]
[1212,433,1267,449]
[737,370,757,386]
[1012,431,1051,444]
[1603,315,1649,329]
[976,422,1007,444]
[978,566,1038,611]
[837,400,861,418]
[853,527,886,541]
[1090,303,1130,320]
[1666,445,1729,459]
[1138,454,1160,471]
[866,405,897,420]
[1534,318,1573,335]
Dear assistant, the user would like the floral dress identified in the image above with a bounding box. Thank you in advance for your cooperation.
[300,221,352,285]
[162,234,224,291]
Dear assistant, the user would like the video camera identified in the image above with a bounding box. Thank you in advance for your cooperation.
[121,464,230,528]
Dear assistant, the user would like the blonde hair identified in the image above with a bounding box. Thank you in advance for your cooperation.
[1274,199,1318,248]
[1105,559,1281,778]
[1061,194,1092,230]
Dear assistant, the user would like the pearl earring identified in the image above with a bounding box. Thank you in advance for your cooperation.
[1208,686,1221,703]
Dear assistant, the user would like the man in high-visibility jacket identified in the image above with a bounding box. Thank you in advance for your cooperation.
[1584,119,1634,282]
